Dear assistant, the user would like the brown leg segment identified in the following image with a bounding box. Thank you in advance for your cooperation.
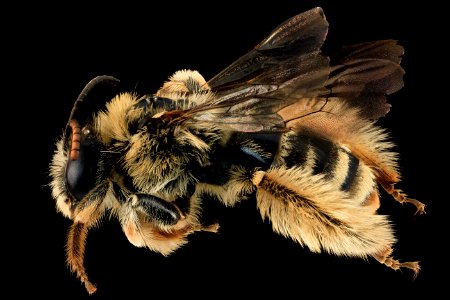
[381,183,426,215]
[372,247,420,278]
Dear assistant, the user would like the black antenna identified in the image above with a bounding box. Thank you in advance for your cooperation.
[64,75,120,139]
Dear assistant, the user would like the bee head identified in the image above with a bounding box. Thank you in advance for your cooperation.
[50,76,120,218]
[64,120,101,203]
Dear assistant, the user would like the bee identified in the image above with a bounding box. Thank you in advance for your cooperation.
[49,7,425,295]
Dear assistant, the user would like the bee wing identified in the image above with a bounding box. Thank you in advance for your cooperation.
[208,7,329,92]
[193,7,329,132]
[184,7,404,132]
[326,39,405,119]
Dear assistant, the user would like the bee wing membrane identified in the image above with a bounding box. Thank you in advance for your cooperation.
[184,7,330,132]
[207,7,329,89]
[326,40,405,119]
[185,7,404,131]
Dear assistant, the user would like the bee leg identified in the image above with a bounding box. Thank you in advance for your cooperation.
[133,193,220,232]
[121,192,218,255]
[199,223,220,232]
[372,247,420,278]
[121,194,190,254]
[380,182,426,215]
[132,193,184,226]
[173,191,220,233]
[71,181,110,224]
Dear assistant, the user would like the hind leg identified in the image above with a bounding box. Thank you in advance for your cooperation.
[380,183,426,215]
[372,247,420,277]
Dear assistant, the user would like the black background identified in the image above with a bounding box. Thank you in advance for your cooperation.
[8,0,443,298]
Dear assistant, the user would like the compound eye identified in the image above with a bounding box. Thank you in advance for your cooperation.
[65,125,99,201]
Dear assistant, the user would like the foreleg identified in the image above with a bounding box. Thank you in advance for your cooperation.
[119,191,218,255]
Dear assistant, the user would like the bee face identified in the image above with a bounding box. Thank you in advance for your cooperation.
[50,123,107,219]
[50,76,121,220]
[65,126,100,201]
[49,7,425,295]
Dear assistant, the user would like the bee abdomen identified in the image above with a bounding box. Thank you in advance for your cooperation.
[339,151,359,192]
[255,168,394,256]
[280,133,363,194]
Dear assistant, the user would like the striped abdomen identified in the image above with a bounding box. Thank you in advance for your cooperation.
[277,131,378,208]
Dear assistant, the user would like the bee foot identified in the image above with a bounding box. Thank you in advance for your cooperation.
[373,248,420,278]
[412,200,426,215]
[203,223,220,233]
[84,281,97,295]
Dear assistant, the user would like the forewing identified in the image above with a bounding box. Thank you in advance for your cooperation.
[194,7,330,132]
[183,7,404,132]
[208,7,329,91]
